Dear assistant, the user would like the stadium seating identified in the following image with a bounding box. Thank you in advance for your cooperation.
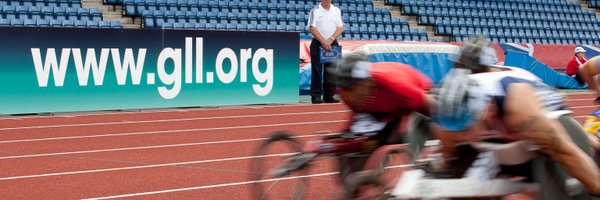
[117,0,429,41]
[0,0,122,28]
[1,0,598,44]
[589,0,600,9]
[387,0,600,44]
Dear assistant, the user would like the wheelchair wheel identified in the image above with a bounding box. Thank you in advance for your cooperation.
[363,144,411,191]
[339,170,389,200]
[249,131,310,200]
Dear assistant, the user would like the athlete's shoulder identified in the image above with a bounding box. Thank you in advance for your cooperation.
[471,66,540,81]
[370,62,417,73]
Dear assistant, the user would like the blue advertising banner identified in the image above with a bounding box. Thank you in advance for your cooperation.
[0,27,299,114]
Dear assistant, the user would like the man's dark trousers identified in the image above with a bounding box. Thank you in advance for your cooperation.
[310,38,339,99]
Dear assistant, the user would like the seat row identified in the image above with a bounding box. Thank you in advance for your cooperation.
[421,17,600,32]
[2,0,80,7]
[454,35,596,45]
[0,18,122,28]
[590,0,600,8]
[389,0,579,8]
[0,6,102,21]
[124,3,379,16]
[412,8,596,22]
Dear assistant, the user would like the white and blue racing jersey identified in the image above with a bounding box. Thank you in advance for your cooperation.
[469,67,565,115]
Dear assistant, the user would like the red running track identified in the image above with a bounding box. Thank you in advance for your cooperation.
[0,92,596,199]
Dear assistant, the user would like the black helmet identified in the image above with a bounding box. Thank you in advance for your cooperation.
[331,51,371,89]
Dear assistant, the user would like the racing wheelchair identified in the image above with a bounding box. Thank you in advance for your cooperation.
[249,112,596,200]
[248,112,415,200]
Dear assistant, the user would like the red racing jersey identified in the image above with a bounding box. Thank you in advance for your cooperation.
[343,62,433,116]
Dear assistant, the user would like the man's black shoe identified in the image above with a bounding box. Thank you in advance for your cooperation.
[323,96,340,103]
[311,96,324,104]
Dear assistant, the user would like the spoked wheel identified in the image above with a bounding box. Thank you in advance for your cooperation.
[372,145,412,190]
[340,170,390,200]
[338,145,411,200]
[250,131,311,200]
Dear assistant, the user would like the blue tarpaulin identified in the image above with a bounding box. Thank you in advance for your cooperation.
[298,43,460,92]
[368,53,455,83]
[358,43,460,84]
[299,64,311,91]
[504,50,587,89]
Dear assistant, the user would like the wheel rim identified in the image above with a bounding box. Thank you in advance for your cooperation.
[250,134,308,200]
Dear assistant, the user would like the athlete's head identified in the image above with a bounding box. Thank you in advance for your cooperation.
[432,68,491,131]
[333,51,373,108]
[333,51,371,89]
[454,36,498,74]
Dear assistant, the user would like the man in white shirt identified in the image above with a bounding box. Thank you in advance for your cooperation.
[307,0,344,104]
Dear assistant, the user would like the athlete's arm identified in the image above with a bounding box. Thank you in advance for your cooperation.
[579,57,600,97]
[590,134,600,150]
[503,83,600,196]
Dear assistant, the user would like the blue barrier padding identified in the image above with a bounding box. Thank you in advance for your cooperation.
[298,52,456,92]
[299,64,312,91]
[582,45,600,59]
[368,53,456,83]
[504,50,587,89]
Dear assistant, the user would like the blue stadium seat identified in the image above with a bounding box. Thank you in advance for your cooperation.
[87,20,100,28]
[11,19,24,26]
[40,6,53,17]
[36,19,50,27]
[49,19,61,27]
[192,22,204,29]
[3,5,16,16]
[173,22,184,28]
[16,5,28,16]
[183,23,196,29]
[54,7,67,20]
[66,7,78,16]
[75,20,87,27]
[22,19,35,26]
[62,20,75,27]
[109,21,121,28]
[0,19,10,26]
[203,23,214,29]
[99,21,111,28]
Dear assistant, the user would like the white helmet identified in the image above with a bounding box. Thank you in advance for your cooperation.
[432,68,491,131]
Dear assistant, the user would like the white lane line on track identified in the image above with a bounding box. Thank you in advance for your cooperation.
[0,103,344,120]
[0,120,346,144]
[0,111,592,159]
[570,105,598,109]
[83,163,414,200]
[0,104,595,131]
[83,171,339,200]
[0,132,335,160]
[0,152,298,181]
[0,110,350,131]
[565,98,595,102]
[0,92,592,121]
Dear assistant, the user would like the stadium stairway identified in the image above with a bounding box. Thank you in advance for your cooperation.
[372,0,450,42]
[82,0,140,28]
[576,0,600,17]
